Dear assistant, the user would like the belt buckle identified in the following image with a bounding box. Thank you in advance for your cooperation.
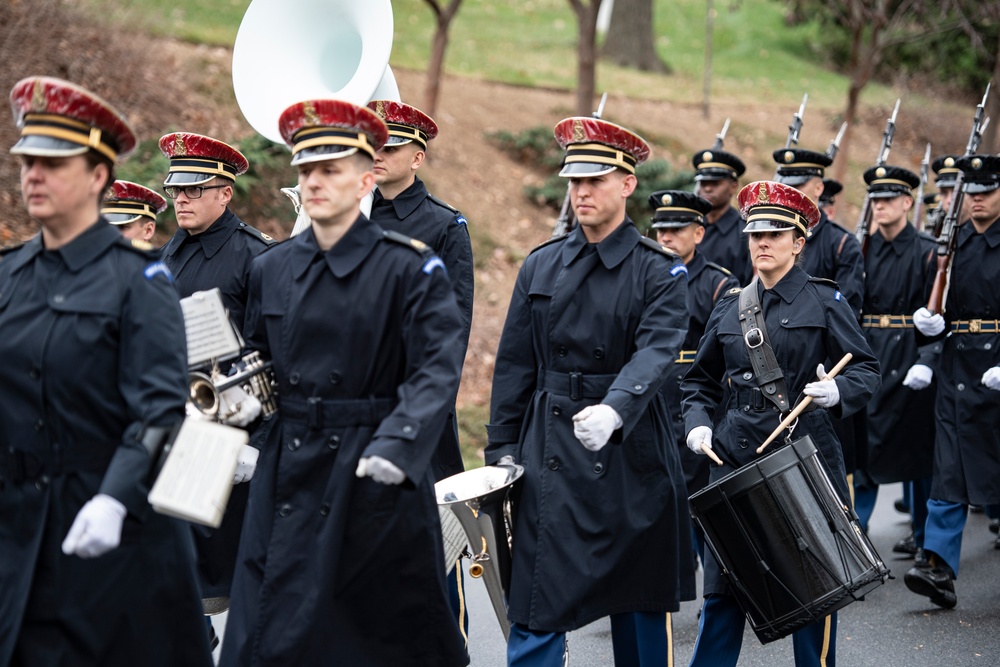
[744,327,763,349]
[970,319,982,333]
[879,315,891,328]
[307,396,323,430]
[568,372,582,402]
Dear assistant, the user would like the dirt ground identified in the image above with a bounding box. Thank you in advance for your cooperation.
[0,20,973,443]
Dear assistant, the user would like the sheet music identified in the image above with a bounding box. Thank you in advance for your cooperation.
[439,506,468,573]
[180,288,242,368]
[148,417,247,528]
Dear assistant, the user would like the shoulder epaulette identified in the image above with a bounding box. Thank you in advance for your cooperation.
[238,222,277,245]
[723,286,742,297]
[427,194,459,214]
[383,229,435,257]
[528,233,569,256]
[808,276,840,290]
[115,236,159,258]
[705,260,733,276]
[638,236,680,259]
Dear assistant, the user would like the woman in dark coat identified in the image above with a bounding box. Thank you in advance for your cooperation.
[0,77,212,667]
[681,181,880,667]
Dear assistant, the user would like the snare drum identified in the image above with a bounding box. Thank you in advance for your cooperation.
[689,436,889,644]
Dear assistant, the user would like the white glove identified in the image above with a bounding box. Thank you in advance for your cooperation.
[982,367,1000,391]
[686,426,713,456]
[912,307,945,336]
[62,494,127,558]
[218,386,262,428]
[355,456,406,485]
[572,404,623,451]
[496,455,516,466]
[902,364,933,390]
[803,363,841,408]
[233,444,260,484]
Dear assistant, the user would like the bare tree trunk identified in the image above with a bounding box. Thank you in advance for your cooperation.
[422,0,464,118]
[569,0,603,117]
[601,0,670,73]
[983,41,1000,153]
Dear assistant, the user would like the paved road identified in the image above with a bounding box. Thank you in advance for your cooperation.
[463,482,1000,666]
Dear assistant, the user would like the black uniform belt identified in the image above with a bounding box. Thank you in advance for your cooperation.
[730,388,771,413]
[862,314,913,329]
[281,396,396,430]
[0,446,113,484]
[951,319,1000,334]
[537,369,617,401]
[675,350,697,364]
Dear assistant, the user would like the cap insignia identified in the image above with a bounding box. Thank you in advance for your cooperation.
[31,79,46,111]
[945,157,955,168]
[303,101,320,126]
[758,181,769,203]
[572,119,586,142]
[374,100,386,119]
[702,151,713,162]
[972,157,983,170]
[876,167,886,178]
[174,135,185,155]
[661,194,673,206]
[783,151,794,163]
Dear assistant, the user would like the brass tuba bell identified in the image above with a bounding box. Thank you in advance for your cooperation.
[188,351,278,421]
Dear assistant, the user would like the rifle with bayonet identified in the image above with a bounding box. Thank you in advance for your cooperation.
[713,117,730,151]
[927,84,991,315]
[553,93,608,237]
[854,98,901,257]
[912,143,931,229]
[773,94,808,178]
[826,122,848,161]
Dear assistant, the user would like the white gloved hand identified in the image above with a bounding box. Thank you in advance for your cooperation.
[804,363,841,408]
[686,426,714,456]
[233,444,260,484]
[496,455,516,466]
[218,386,262,428]
[572,404,623,452]
[902,364,934,390]
[982,367,1000,391]
[912,307,945,336]
[62,494,127,558]
[355,456,406,485]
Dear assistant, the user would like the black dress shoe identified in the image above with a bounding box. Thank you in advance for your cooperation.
[989,518,1000,534]
[894,498,910,514]
[970,504,984,514]
[904,565,957,609]
[893,533,918,556]
[914,548,930,568]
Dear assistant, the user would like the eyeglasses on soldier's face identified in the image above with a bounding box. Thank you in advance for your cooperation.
[163,184,228,199]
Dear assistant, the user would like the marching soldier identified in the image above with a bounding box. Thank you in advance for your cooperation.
[0,76,212,666]
[907,154,1000,608]
[932,154,961,215]
[221,99,468,666]
[691,147,753,285]
[649,190,739,563]
[819,178,843,221]
[681,180,880,667]
[858,165,939,560]
[487,117,694,666]
[921,192,942,233]
[102,180,164,243]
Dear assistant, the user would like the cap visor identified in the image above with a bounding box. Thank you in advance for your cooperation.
[742,219,796,234]
[290,145,360,166]
[651,221,698,229]
[164,171,218,187]
[103,213,145,225]
[774,173,812,186]
[963,181,1000,194]
[10,135,89,158]
[383,135,414,147]
[558,162,617,178]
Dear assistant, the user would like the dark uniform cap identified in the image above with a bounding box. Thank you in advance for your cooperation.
[738,180,820,237]
[102,180,167,225]
[691,148,745,182]
[923,192,941,210]
[819,178,842,205]
[648,190,712,229]
[932,155,960,189]
[367,100,438,149]
[863,165,919,199]
[279,99,388,166]
[956,154,1000,194]
[554,117,650,177]
[772,148,833,186]
[159,132,249,187]
[9,76,136,161]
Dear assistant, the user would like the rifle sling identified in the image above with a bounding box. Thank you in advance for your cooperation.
[738,278,792,414]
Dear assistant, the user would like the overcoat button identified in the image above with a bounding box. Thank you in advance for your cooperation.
[593,463,604,474]
[289,372,300,385]
[593,348,605,359]
[557,345,568,357]
[402,425,413,434]
[28,366,40,379]
[552,406,561,416]
[633,384,643,391]
[328,434,341,449]
[288,438,301,451]
[738,439,749,449]
[278,504,292,517]
[547,457,560,471]
[781,318,789,324]
[957,383,966,391]
[319,504,330,516]
[743,372,753,381]
[329,372,341,384]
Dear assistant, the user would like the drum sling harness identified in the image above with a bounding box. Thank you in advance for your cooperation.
[738,278,792,414]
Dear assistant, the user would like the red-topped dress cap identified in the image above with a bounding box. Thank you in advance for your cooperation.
[553,117,650,177]
[9,76,136,161]
[738,180,820,237]
[279,99,388,165]
[159,132,249,186]
[368,100,438,148]
[102,180,167,225]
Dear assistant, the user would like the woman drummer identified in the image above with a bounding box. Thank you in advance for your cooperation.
[0,77,213,666]
[680,181,880,667]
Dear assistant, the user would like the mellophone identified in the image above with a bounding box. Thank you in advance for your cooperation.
[689,436,889,644]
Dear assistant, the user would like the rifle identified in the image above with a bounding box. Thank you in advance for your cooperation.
[912,143,931,229]
[773,94,808,179]
[713,117,731,151]
[854,98,901,257]
[826,122,848,161]
[552,92,608,237]
[927,83,991,315]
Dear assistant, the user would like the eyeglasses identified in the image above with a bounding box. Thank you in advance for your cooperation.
[163,184,228,200]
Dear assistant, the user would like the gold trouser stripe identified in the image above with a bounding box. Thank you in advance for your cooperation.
[454,560,468,647]
[819,614,832,667]
[666,612,674,667]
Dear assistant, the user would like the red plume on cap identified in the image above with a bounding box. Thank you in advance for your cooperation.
[278,99,388,157]
[9,76,136,160]
[105,180,167,214]
[738,180,820,236]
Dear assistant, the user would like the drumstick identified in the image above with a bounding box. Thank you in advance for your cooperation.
[701,442,724,466]
[755,352,853,454]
